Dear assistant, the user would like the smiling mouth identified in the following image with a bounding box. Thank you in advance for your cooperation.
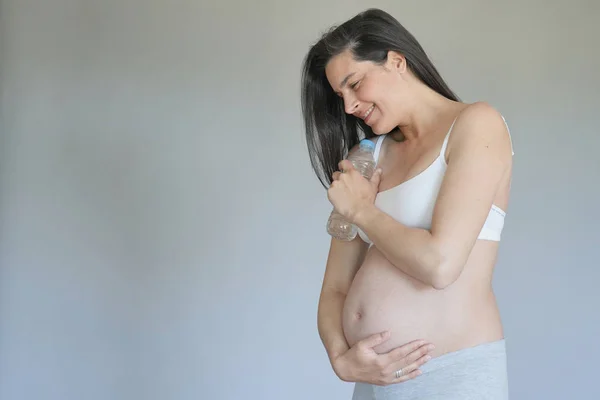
[363,105,375,121]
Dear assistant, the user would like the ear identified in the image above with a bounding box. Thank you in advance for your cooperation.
[386,51,407,73]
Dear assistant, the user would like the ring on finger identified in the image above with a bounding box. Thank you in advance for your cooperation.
[394,368,403,379]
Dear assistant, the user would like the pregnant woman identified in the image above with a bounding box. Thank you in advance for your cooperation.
[301,9,514,400]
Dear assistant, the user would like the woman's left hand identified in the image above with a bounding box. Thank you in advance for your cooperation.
[328,159,382,223]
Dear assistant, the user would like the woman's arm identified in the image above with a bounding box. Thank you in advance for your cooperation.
[332,103,513,289]
[317,236,367,363]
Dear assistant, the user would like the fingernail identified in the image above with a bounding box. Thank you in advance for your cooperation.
[428,344,435,351]
[424,355,432,362]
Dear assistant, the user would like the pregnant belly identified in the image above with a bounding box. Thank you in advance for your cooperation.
[342,247,502,357]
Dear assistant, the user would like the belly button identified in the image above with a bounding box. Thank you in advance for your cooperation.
[354,311,362,320]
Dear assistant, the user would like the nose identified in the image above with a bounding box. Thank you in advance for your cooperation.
[343,95,359,115]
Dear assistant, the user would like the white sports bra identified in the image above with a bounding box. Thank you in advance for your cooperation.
[357,117,514,245]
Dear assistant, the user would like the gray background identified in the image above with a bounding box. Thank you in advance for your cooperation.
[1,0,598,399]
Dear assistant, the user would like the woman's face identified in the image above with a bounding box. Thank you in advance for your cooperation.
[325,50,410,135]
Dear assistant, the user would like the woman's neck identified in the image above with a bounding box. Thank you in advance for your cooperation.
[394,89,464,142]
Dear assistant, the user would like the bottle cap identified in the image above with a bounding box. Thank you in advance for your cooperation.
[359,139,375,151]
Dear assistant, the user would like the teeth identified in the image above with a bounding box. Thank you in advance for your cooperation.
[364,106,374,118]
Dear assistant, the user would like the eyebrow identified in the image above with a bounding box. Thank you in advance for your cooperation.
[339,72,356,90]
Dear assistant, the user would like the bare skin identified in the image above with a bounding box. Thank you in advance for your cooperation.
[317,236,434,385]
[317,49,513,386]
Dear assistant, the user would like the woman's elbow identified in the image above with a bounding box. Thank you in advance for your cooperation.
[430,267,459,290]
[423,248,461,290]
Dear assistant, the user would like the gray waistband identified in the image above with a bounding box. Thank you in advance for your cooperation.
[420,339,506,374]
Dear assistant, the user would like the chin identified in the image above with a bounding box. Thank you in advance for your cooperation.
[370,122,390,136]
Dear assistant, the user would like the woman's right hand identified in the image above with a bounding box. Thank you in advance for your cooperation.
[331,331,434,386]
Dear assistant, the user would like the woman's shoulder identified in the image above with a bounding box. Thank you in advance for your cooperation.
[457,101,505,124]
[448,101,513,158]
[452,101,509,141]
[453,101,512,136]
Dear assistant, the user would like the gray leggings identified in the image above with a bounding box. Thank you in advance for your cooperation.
[352,339,509,400]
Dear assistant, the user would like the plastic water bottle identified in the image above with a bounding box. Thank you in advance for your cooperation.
[326,139,376,241]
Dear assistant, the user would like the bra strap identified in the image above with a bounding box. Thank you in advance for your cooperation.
[439,117,458,161]
[373,135,385,165]
[501,115,515,156]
